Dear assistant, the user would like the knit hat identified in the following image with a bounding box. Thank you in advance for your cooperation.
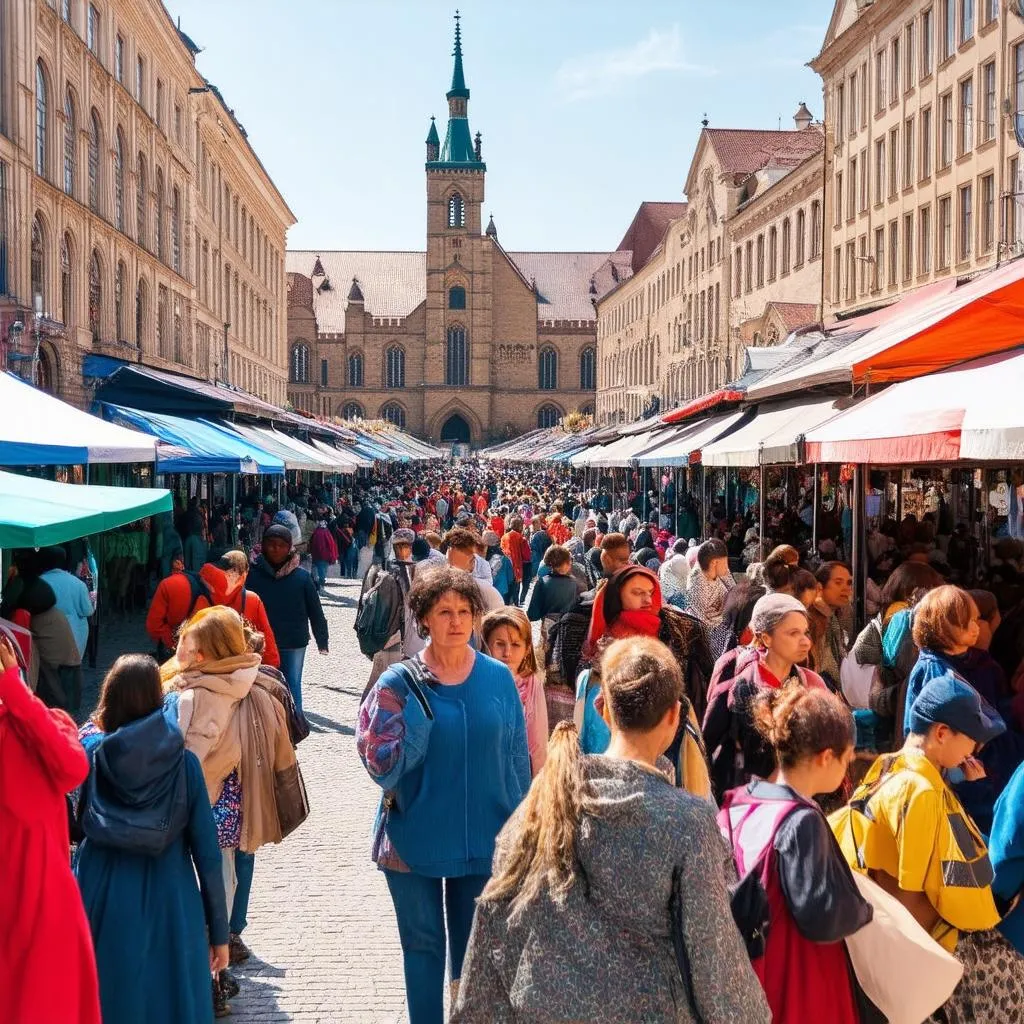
[908,673,1006,744]
[392,528,415,546]
[482,530,501,547]
[262,524,294,548]
[749,593,808,636]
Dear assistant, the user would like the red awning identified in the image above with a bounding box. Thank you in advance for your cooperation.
[662,388,745,425]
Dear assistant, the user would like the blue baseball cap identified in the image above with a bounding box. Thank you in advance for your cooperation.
[908,673,1006,745]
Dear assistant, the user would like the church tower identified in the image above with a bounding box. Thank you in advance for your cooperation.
[423,11,491,445]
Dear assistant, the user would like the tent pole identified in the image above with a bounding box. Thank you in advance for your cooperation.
[853,464,866,626]
[759,460,766,561]
[812,466,819,556]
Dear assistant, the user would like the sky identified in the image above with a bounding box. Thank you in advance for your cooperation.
[168,0,831,254]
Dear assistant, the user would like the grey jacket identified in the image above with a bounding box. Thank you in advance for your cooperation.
[453,756,770,1024]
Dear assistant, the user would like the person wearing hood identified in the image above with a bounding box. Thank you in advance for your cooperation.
[75,654,230,1024]
[659,540,692,606]
[453,637,770,1024]
[309,520,339,595]
[246,524,329,712]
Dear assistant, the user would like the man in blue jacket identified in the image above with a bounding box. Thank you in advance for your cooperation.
[247,524,329,713]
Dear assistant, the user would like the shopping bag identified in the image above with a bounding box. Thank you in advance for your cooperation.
[840,654,876,709]
[845,871,963,1024]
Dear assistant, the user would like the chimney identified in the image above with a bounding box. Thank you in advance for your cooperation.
[793,102,813,130]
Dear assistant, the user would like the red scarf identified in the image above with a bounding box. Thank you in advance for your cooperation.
[586,565,664,654]
[609,609,662,638]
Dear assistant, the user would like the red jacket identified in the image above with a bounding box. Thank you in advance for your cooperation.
[501,530,526,582]
[0,665,102,1024]
[310,526,339,564]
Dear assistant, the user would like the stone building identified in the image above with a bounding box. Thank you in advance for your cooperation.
[814,0,1018,319]
[2,0,293,407]
[595,116,824,425]
[286,16,613,446]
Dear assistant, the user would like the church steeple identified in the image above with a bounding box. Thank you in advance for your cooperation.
[427,10,484,169]
[447,10,469,101]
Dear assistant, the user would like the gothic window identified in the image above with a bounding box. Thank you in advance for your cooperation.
[385,345,406,388]
[136,154,147,247]
[380,402,406,428]
[154,169,164,260]
[795,209,806,265]
[115,260,126,340]
[448,285,466,309]
[291,342,310,383]
[61,233,72,326]
[448,192,465,228]
[89,249,102,343]
[63,89,75,196]
[538,347,558,390]
[320,359,328,386]
[348,351,363,387]
[113,129,125,231]
[781,219,792,274]
[173,295,183,362]
[341,401,364,420]
[537,404,560,429]
[445,326,468,385]
[156,284,168,357]
[136,278,147,349]
[31,215,45,310]
[88,109,101,212]
[35,61,48,178]
[171,186,181,272]
[580,346,596,390]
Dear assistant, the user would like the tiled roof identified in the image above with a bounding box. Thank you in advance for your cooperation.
[288,247,614,333]
[770,302,820,331]
[616,201,688,273]
[705,128,823,178]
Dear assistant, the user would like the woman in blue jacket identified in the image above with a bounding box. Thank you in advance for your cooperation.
[357,565,531,1024]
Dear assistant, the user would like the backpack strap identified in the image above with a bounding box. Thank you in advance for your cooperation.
[719,792,803,879]
[184,572,212,619]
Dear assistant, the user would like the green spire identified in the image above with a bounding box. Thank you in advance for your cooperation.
[448,10,469,100]
[426,116,440,146]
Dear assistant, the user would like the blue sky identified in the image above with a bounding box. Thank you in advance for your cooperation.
[169,0,830,253]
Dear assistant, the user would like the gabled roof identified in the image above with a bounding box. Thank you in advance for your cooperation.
[770,302,820,332]
[705,128,824,179]
[616,202,688,273]
[508,251,615,322]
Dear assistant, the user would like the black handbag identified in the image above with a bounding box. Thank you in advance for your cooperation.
[274,760,310,838]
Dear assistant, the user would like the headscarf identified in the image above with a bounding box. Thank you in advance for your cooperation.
[586,565,663,655]
[659,553,691,602]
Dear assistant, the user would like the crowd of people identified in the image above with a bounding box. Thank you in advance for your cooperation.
[9,456,1024,1023]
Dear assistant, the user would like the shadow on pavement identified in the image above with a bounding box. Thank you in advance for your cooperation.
[303,709,355,736]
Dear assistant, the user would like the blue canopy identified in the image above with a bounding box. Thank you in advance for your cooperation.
[102,404,285,475]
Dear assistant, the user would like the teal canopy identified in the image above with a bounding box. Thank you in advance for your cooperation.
[0,470,172,548]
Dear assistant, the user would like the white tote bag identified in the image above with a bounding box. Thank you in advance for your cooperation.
[840,654,876,709]
[845,871,964,1024]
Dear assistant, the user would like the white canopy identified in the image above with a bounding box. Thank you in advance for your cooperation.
[635,410,751,467]
[309,437,368,471]
[0,371,157,465]
[222,422,346,473]
[576,430,662,468]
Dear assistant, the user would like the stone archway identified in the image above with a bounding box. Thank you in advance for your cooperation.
[440,413,471,444]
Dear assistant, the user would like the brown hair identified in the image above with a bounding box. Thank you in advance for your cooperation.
[216,549,249,576]
[790,569,818,600]
[815,560,849,586]
[754,685,854,769]
[543,544,571,570]
[599,532,629,554]
[92,654,163,733]
[481,607,538,675]
[424,530,442,549]
[509,516,524,533]
[599,636,684,732]
[407,564,484,638]
[444,526,479,553]
[766,544,800,566]
[880,561,944,607]
[969,589,999,624]
[912,585,976,653]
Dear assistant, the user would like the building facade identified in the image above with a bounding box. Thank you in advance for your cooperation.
[595,117,824,426]
[814,0,1023,319]
[286,17,612,445]
[2,0,293,407]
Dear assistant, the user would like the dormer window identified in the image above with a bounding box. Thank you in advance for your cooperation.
[448,193,465,228]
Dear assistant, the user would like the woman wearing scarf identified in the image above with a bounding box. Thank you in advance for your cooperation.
[573,565,712,796]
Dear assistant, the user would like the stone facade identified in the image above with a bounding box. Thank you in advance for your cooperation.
[2,0,293,408]
[286,17,609,446]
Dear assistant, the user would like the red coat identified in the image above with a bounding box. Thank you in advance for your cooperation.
[0,665,101,1024]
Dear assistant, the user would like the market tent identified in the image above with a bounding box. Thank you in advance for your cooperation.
[701,397,850,467]
[103,404,285,474]
[309,437,370,470]
[0,470,172,548]
[804,349,1024,464]
[636,410,753,467]
[0,371,157,466]
[217,422,341,473]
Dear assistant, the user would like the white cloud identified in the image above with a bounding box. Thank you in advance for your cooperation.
[555,26,712,102]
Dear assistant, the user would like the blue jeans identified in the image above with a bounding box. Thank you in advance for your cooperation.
[383,870,487,1024]
[343,545,359,578]
[230,850,255,935]
[278,647,307,712]
[313,559,330,590]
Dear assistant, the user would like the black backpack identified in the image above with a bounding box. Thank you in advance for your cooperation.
[354,565,405,659]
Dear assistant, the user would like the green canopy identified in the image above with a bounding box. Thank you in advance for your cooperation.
[0,470,172,548]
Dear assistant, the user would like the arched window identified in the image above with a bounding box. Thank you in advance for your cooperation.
[290,343,310,383]
[795,208,806,265]
[579,346,596,390]
[767,226,778,282]
[538,347,558,390]
[89,249,102,343]
[63,89,75,196]
[445,326,468,385]
[385,345,405,388]
[31,215,45,310]
[448,192,465,228]
[61,233,72,326]
[347,351,363,387]
[135,277,147,349]
[380,402,406,428]
[35,61,48,177]
[154,169,164,260]
[136,154,147,247]
[341,401,364,420]
[113,129,125,231]
[448,285,466,309]
[115,261,126,340]
[171,186,181,272]
[537,404,560,429]
[781,218,792,274]
[157,285,168,357]
[88,109,101,212]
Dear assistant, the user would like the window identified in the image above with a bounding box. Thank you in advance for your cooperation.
[832,246,842,304]
[875,51,886,113]
[781,219,792,274]
[580,347,596,389]
[983,0,997,23]
[135,278,146,349]
[890,37,900,103]
[379,403,406,428]
[960,0,974,43]
[744,241,752,292]
[537,405,560,429]
[939,91,952,167]
[385,345,406,388]
[539,347,558,389]
[115,261,126,340]
[846,241,857,301]
[60,234,72,325]
[859,147,868,211]
[171,187,181,272]
[320,359,328,387]
[115,34,124,83]
[341,402,364,420]
[87,5,99,54]
[982,62,996,143]
[959,183,973,260]
[154,169,164,260]
[445,326,468,385]
[1017,44,1024,118]
[795,209,806,265]
[156,79,164,130]
[919,204,932,273]
[30,215,45,310]
[136,55,145,106]
[113,129,124,231]
[836,83,846,146]
[290,343,309,383]
[847,158,857,220]
[768,226,778,280]
[88,110,101,212]
[888,127,899,198]
[174,104,182,143]
[875,137,886,202]
[905,21,916,87]
[347,351,363,387]
[904,117,914,188]
[981,173,995,254]
[35,61,48,177]
[447,193,464,228]
[938,194,952,267]
[63,89,75,196]
[733,247,742,296]
[903,213,914,281]
[89,249,102,343]
[959,77,973,154]
[848,72,858,135]
[922,7,934,76]
[810,201,822,258]
[873,227,884,290]
[858,234,868,294]
[921,107,933,178]
[136,154,146,247]
[888,221,898,286]
[62,0,72,23]
[448,285,466,309]
[756,234,765,285]
[941,0,955,60]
